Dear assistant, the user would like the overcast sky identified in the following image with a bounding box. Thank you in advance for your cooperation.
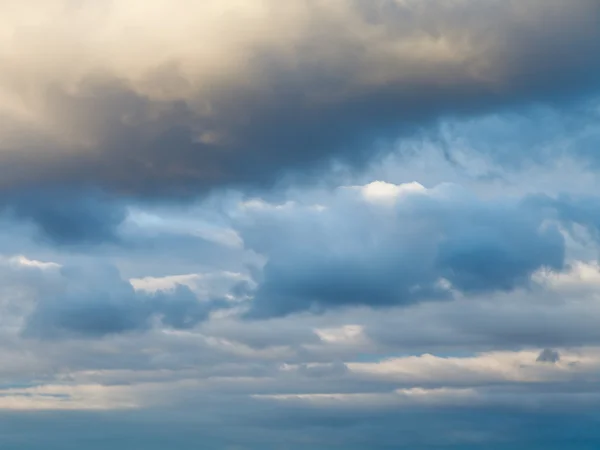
[1,1,600,448]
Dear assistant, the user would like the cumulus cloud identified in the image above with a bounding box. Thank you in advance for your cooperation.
[16,262,230,338]
[1,246,600,448]
[233,181,564,317]
[1,2,600,447]
[0,0,598,195]
[0,189,126,245]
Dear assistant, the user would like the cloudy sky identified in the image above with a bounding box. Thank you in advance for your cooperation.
[1,0,600,448]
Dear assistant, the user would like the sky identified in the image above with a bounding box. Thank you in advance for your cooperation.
[1,0,600,448]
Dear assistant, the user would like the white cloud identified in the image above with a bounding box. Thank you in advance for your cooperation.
[314,325,369,345]
[348,181,426,205]
[346,349,596,384]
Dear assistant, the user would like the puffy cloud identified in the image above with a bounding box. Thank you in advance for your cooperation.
[0,2,600,447]
[0,0,598,195]
[366,262,600,352]
[18,262,230,338]
[0,189,126,245]
[235,181,564,317]
[1,250,600,448]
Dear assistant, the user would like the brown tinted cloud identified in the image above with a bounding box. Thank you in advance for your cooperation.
[0,0,598,194]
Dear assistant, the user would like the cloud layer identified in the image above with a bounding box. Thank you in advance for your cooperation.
[0,0,599,195]
[236,181,565,316]
[1,1,600,448]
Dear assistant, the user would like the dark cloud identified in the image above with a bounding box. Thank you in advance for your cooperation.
[0,0,598,197]
[22,264,227,338]
[1,4,600,445]
[0,189,126,246]
[436,218,563,293]
[0,0,598,247]
[544,193,600,242]
[537,348,561,364]
[236,183,564,317]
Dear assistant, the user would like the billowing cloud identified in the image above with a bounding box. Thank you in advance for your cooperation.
[0,0,598,195]
[1,246,600,448]
[0,2,600,448]
[234,181,564,317]
[13,261,230,338]
[0,189,126,245]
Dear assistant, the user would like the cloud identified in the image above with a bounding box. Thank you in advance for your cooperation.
[2,251,600,448]
[21,263,229,338]
[198,262,600,356]
[0,189,126,245]
[234,181,564,317]
[537,348,561,364]
[0,0,598,196]
[0,2,600,447]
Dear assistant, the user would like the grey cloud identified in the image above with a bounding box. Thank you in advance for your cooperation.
[537,348,560,364]
[544,193,600,242]
[296,361,350,379]
[0,0,598,196]
[367,286,600,352]
[22,264,228,338]
[208,281,600,355]
[2,247,600,449]
[236,183,564,317]
[0,189,126,246]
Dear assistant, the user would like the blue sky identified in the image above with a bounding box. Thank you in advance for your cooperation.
[1,0,600,448]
